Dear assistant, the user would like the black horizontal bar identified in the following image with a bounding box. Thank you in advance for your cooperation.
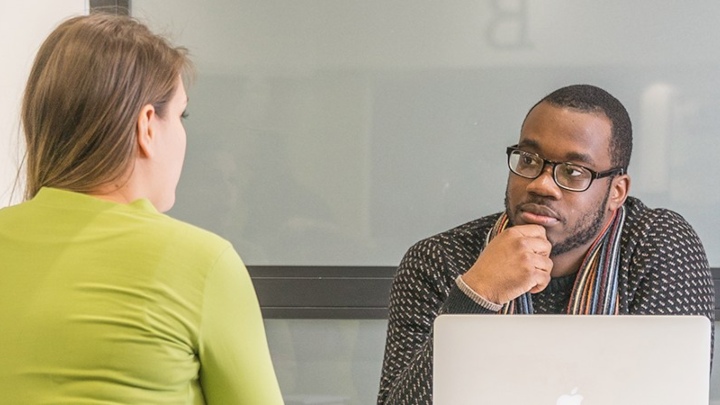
[252,278,392,307]
[259,307,388,320]
[250,266,720,320]
[249,265,395,278]
[248,266,394,319]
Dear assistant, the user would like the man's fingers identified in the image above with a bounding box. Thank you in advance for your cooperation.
[515,234,552,257]
[528,239,553,257]
[505,224,552,256]
[511,224,548,239]
[528,271,551,294]
[537,256,553,273]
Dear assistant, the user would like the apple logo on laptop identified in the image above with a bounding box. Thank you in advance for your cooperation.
[556,387,583,405]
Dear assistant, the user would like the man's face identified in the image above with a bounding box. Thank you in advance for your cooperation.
[504,101,616,257]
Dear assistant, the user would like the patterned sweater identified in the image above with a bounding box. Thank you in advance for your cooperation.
[377,196,715,405]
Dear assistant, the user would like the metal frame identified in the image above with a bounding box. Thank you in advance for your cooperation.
[89,0,130,15]
[250,266,720,319]
[248,266,395,319]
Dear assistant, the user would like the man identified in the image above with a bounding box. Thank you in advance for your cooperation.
[377,84,715,405]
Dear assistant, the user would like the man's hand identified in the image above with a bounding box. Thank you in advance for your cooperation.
[460,224,553,305]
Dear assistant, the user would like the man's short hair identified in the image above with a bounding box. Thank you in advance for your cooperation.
[529,84,633,171]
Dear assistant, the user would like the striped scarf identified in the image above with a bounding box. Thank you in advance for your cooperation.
[485,206,626,315]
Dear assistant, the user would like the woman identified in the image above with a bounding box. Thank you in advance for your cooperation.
[0,13,284,404]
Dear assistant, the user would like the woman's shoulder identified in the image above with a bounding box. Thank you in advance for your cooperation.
[147,212,234,255]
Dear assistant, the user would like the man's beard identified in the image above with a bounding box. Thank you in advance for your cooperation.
[505,185,611,257]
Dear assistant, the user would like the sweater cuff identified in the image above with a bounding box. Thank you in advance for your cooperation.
[454,275,503,312]
[439,279,499,315]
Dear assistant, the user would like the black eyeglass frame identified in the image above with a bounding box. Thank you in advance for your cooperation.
[505,145,626,192]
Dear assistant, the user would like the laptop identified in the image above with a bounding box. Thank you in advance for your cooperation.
[433,314,712,405]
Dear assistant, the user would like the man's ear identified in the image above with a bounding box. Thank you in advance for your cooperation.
[136,104,156,158]
[608,173,630,211]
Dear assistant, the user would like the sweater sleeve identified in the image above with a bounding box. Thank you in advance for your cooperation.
[377,239,494,405]
[198,247,284,405]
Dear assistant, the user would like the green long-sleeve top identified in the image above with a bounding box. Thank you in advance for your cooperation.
[0,187,284,404]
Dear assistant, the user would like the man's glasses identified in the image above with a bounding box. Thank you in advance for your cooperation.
[506,145,625,192]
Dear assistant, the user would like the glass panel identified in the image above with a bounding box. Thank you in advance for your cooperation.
[130,1,720,399]
[132,0,719,267]
[265,319,386,405]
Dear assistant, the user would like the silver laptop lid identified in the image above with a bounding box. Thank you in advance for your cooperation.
[433,314,711,405]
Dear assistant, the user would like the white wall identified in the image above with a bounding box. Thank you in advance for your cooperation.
[0,1,87,207]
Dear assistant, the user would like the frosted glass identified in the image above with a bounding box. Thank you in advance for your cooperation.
[132,0,720,267]
[130,3,720,399]
[264,319,386,405]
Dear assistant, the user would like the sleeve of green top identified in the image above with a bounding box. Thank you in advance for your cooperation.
[198,247,285,404]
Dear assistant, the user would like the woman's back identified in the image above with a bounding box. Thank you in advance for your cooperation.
[0,187,281,404]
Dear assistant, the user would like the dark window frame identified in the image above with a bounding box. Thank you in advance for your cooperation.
[249,266,720,319]
[89,0,130,15]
